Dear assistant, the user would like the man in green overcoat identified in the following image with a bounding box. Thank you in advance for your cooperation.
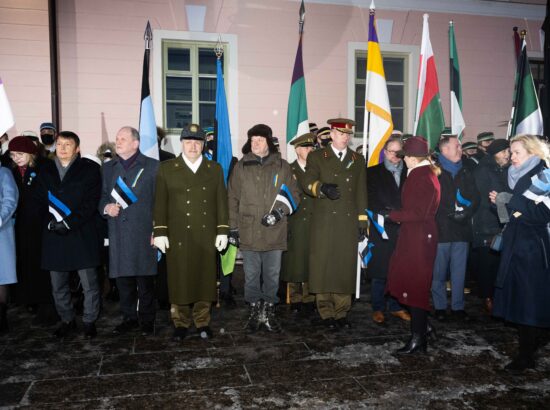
[281,133,316,313]
[153,124,229,341]
[302,118,368,329]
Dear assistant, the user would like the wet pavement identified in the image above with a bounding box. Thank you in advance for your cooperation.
[1,267,549,409]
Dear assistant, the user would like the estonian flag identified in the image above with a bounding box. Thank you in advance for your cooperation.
[358,235,374,269]
[366,209,388,240]
[48,191,72,222]
[456,189,472,210]
[111,176,138,209]
[274,183,298,215]
[139,21,159,160]
[523,168,550,209]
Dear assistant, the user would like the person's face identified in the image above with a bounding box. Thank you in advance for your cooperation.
[115,129,139,158]
[182,139,204,162]
[330,129,351,151]
[40,129,55,145]
[494,148,510,167]
[510,141,532,168]
[478,139,492,152]
[441,138,462,162]
[384,141,403,165]
[295,145,313,163]
[55,137,79,161]
[463,148,477,157]
[250,136,269,157]
[403,155,417,169]
[10,151,32,167]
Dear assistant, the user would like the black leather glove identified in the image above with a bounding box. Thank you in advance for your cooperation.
[48,219,70,235]
[228,229,240,247]
[261,208,284,227]
[447,210,469,224]
[320,183,340,200]
[358,227,367,241]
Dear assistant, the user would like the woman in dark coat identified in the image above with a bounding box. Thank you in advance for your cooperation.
[386,137,441,354]
[8,136,57,324]
[490,134,550,374]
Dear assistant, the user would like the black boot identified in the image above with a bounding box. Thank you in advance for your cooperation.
[244,301,262,332]
[505,325,539,374]
[0,304,8,334]
[262,302,282,333]
[396,333,427,355]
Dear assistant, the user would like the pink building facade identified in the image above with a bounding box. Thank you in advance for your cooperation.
[0,0,545,156]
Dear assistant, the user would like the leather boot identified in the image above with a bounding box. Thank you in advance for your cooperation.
[396,333,427,355]
[0,304,8,334]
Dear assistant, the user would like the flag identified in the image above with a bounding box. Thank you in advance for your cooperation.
[449,21,465,139]
[139,21,159,160]
[509,37,544,137]
[366,209,388,240]
[272,183,298,215]
[364,3,394,167]
[358,235,375,269]
[286,0,309,163]
[455,188,472,211]
[215,57,233,184]
[0,77,14,135]
[414,14,445,150]
[523,168,550,209]
[48,191,71,222]
[111,176,138,209]
[220,244,238,276]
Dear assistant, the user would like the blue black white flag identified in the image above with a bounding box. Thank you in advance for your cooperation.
[358,235,374,269]
[48,191,71,222]
[273,183,298,215]
[456,189,472,208]
[366,209,388,240]
[111,176,138,209]
[523,168,550,209]
[139,21,159,160]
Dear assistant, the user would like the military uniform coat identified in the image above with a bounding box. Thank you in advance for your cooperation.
[386,164,441,311]
[99,153,159,278]
[0,166,18,285]
[36,157,102,271]
[302,147,368,294]
[366,162,407,279]
[281,161,313,283]
[153,155,229,305]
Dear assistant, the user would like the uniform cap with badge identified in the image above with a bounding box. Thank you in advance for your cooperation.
[180,123,205,141]
[477,131,495,143]
[291,133,316,148]
[327,118,356,134]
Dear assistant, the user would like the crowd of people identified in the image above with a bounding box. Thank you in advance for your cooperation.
[0,119,548,375]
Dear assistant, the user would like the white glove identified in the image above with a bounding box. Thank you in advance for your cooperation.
[153,236,170,254]
[215,234,228,252]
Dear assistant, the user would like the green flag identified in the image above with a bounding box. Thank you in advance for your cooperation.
[449,21,465,139]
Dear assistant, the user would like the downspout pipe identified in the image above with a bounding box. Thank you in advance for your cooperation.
[48,0,60,129]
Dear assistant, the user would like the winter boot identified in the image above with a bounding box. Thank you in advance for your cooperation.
[261,302,282,333]
[244,301,262,332]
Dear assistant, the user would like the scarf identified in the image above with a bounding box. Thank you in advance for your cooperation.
[383,158,403,187]
[508,155,541,190]
[438,154,462,178]
[17,165,27,180]
[119,150,140,171]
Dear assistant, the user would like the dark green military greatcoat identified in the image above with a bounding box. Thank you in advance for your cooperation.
[281,161,313,283]
[153,155,229,305]
[302,147,368,294]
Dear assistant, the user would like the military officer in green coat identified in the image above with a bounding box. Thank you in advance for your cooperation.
[302,118,368,329]
[281,133,316,313]
[153,124,229,341]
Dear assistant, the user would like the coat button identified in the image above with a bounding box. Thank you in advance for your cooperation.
[203,212,207,215]
[403,292,408,298]
[202,187,206,190]
[428,234,432,238]
[186,188,190,192]
[186,213,190,216]
[202,225,206,228]
[187,225,190,229]
[178,242,182,246]
[187,200,190,204]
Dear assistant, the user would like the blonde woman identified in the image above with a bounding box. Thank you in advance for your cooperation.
[490,134,550,374]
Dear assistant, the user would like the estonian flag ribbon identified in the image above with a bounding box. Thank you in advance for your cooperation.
[111,176,138,209]
[523,168,550,209]
[456,189,472,208]
[48,191,72,222]
[366,209,389,240]
[273,183,298,215]
[358,235,374,269]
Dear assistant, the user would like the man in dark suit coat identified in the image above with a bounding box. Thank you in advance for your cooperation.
[35,131,102,339]
[100,127,159,336]
[366,136,410,324]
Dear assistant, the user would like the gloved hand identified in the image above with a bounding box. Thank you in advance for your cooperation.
[48,219,70,235]
[320,183,340,200]
[261,208,284,226]
[447,210,469,224]
[358,227,367,241]
[228,229,240,247]
[215,234,228,252]
[153,236,170,253]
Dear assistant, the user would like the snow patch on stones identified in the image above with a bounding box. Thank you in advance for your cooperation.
[308,342,402,366]
[172,357,231,371]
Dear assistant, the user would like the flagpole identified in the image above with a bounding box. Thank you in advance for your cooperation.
[508,30,527,139]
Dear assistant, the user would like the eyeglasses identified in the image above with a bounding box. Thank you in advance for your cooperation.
[385,150,400,154]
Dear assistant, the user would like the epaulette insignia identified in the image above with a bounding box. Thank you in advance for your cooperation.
[323,151,328,159]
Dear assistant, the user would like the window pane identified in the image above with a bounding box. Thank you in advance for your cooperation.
[199,78,216,102]
[391,108,404,132]
[199,103,216,129]
[384,57,404,82]
[355,84,365,106]
[356,56,366,80]
[167,103,192,129]
[355,107,365,133]
[388,84,404,108]
[166,77,192,101]
[168,48,190,71]
[199,48,219,74]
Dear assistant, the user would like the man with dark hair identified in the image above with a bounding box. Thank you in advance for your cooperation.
[35,130,102,338]
[432,135,479,322]
[228,124,300,333]
[366,136,410,324]
[100,126,159,336]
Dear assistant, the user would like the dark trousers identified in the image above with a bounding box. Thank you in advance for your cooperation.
[371,278,402,312]
[116,276,156,323]
[220,272,232,294]
[410,306,428,335]
[518,324,541,360]
[475,246,500,299]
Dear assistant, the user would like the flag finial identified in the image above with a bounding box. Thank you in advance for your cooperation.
[299,0,305,34]
[215,34,223,60]
[521,29,527,39]
[144,21,152,50]
[370,0,375,10]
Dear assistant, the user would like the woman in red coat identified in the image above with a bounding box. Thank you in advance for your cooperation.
[386,137,441,354]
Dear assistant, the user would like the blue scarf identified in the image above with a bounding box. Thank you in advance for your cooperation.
[438,154,462,178]
[383,158,403,187]
[508,155,540,190]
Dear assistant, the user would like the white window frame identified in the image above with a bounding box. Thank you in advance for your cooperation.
[153,30,239,154]
[348,42,419,138]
